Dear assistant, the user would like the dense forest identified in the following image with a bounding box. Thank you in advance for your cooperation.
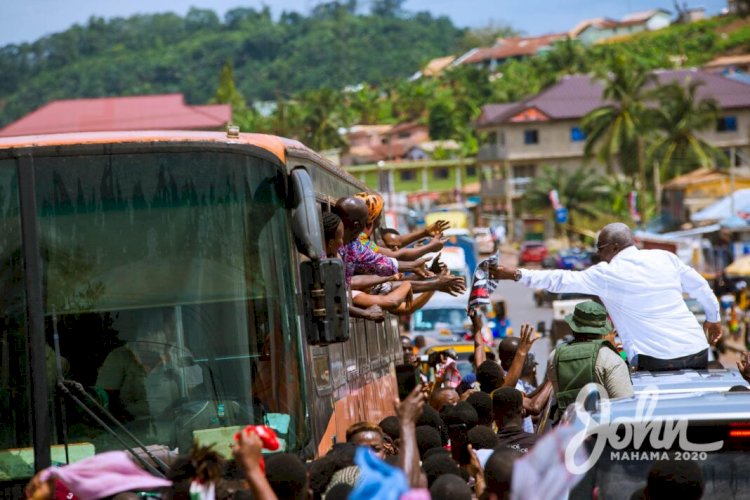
[0,0,467,127]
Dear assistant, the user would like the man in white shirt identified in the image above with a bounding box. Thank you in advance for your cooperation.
[491,223,722,371]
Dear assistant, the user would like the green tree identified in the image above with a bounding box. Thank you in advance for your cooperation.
[212,62,247,115]
[297,88,346,150]
[648,79,721,179]
[457,22,520,52]
[582,53,657,189]
[523,165,606,232]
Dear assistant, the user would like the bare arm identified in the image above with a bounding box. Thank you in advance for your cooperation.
[522,380,553,416]
[470,309,486,369]
[350,273,402,291]
[397,385,427,488]
[396,219,449,247]
[395,274,466,295]
[349,304,385,322]
[394,291,434,315]
[233,432,278,500]
[352,282,412,311]
[501,324,539,388]
[379,237,445,261]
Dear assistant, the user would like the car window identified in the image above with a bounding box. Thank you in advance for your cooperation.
[412,308,467,330]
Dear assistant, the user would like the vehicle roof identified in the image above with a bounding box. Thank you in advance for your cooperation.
[582,390,750,423]
[420,343,491,354]
[0,130,301,165]
[632,369,749,395]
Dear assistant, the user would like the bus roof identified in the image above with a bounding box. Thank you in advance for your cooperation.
[0,130,296,164]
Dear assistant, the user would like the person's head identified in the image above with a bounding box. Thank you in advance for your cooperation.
[429,474,472,500]
[729,385,750,392]
[565,301,613,341]
[422,454,464,488]
[380,228,401,250]
[441,401,479,431]
[265,453,310,500]
[467,425,500,450]
[492,387,524,429]
[334,196,369,243]
[415,425,443,460]
[466,391,493,426]
[353,191,385,233]
[498,337,520,372]
[644,459,704,500]
[400,335,416,365]
[322,211,344,258]
[325,483,354,500]
[345,422,385,458]
[378,416,401,443]
[477,360,504,394]
[413,335,426,349]
[307,444,356,496]
[596,222,635,263]
[417,406,448,445]
[431,388,459,412]
[484,449,521,500]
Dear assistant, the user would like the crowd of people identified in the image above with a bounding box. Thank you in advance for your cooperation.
[24,194,750,499]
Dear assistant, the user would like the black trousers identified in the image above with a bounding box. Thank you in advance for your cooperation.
[636,348,709,371]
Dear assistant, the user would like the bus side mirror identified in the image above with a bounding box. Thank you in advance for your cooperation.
[300,259,349,345]
[288,167,349,345]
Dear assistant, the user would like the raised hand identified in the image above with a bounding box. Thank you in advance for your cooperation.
[518,323,540,354]
[396,384,426,424]
[366,305,385,323]
[426,220,450,236]
[412,257,435,279]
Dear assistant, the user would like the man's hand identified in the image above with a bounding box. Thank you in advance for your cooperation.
[738,352,750,384]
[410,257,435,279]
[426,220,450,236]
[518,323,540,354]
[426,236,447,253]
[469,308,483,335]
[366,305,385,323]
[490,265,518,280]
[438,275,466,296]
[388,273,404,282]
[705,321,723,345]
[396,385,426,423]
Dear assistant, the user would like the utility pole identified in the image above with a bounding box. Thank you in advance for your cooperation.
[730,147,737,217]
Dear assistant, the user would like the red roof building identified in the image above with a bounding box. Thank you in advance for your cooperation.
[0,94,231,137]
[458,33,568,71]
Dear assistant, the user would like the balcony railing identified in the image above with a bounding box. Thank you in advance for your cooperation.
[477,143,506,161]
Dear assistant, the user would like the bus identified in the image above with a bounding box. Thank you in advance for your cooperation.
[0,130,402,494]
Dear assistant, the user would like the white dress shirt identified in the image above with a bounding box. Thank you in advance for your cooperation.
[519,246,720,361]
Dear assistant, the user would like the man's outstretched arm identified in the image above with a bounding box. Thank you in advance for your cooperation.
[491,264,603,296]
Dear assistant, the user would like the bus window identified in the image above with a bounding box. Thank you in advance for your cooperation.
[0,162,34,480]
[328,343,345,389]
[343,319,357,379]
[355,319,368,373]
[30,151,307,461]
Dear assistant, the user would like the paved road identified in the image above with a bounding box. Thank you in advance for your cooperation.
[494,248,554,384]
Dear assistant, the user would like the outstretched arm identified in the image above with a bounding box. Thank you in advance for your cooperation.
[522,380,553,416]
[377,236,446,262]
[396,220,450,248]
[353,282,413,312]
[350,273,402,291]
[394,291,434,315]
[470,309,486,369]
[502,324,539,388]
[491,265,603,296]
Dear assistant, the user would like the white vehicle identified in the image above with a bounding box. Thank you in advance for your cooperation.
[410,291,472,345]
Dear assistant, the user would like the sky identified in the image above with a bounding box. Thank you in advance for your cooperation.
[0,0,730,46]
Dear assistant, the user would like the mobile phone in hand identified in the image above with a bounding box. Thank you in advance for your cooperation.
[448,423,471,465]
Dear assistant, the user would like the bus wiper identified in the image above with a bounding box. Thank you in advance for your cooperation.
[52,309,169,478]
[55,379,170,478]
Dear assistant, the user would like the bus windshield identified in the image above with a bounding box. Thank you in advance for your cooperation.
[0,150,307,479]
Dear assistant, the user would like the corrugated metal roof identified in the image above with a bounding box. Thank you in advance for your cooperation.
[478,69,750,128]
[0,94,231,137]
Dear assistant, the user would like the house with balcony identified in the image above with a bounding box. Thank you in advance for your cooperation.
[475,69,750,222]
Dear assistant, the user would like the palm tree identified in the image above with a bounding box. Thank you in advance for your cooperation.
[582,53,657,189]
[523,165,606,232]
[297,88,346,150]
[648,79,721,180]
